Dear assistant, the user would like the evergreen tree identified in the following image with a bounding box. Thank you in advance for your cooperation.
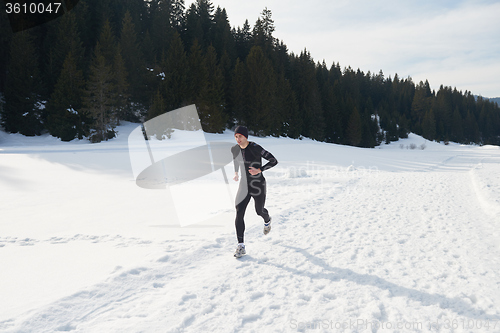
[195,0,215,47]
[464,110,479,144]
[290,50,324,140]
[234,20,252,61]
[422,108,436,141]
[82,44,116,142]
[260,7,275,41]
[184,3,203,49]
[320,84,338,143]
[46,52,86,141]
[145,89,173,140]
[230,58,250,126]
[187,39,207,103]
[478,105,491,143]
[212,7,235,63]
[276,72,300,138]
[219,50,233,112]
[411,80,432,134]
[72,0,92,61]
[121,0,147,34]
[2,30,43,135]
[360,111,377,148]
[162,31,189,111]
[147,89,166,121]
[197,45,226,133]
[346,106,362,146]
[184,0,214,49]
[398,114,410,139]
[150,0,176,57]
[451,107,463,142]
[433,86,452,141]
[0,9,12,92]
[1,0,499,147]
[97,19,117,66]
[384,119,399,143]
[142,30,156,69]
[112,46,130,123]
[244,46,278,136]
[252,8,275,58]
[171,0,186,33]
[50,12,85,95]
[120,10,146,108]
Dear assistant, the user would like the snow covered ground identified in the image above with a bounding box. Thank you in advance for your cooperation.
[1,123,500,332]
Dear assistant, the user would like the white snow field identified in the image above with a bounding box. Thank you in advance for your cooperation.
[1,122,500,332]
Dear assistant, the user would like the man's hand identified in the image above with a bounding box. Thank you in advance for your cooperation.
[248,167,261,176]
[233,172,239,181]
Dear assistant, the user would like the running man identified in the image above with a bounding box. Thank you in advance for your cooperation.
[231,126,278,258]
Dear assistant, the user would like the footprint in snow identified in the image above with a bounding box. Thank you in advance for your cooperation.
[181,314,195,327]
[55,323,76,331]
[241,313,260,324]
[250,292,265,300]
[179,293,197,305]
[157,255,170,262]
[323,293,336,300]
[119,267,147,277]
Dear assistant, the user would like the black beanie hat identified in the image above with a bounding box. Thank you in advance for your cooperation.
[234,125,248,138]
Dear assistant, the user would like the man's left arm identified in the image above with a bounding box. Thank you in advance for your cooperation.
[259,145,278,172]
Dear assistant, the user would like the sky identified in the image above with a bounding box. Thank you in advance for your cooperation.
[186,0,500,98]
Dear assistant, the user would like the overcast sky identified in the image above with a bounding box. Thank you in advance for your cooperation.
[186,0,500,98]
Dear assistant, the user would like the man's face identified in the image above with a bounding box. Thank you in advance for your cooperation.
[235,133,247,146]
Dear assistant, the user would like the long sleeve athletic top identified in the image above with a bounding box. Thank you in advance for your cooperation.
[231,142,278,182]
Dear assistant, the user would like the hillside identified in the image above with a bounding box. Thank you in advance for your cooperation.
[1,123,500,332]
[1,1,500,147]
[489,97,500,106]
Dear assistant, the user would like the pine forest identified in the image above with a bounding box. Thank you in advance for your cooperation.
[0,0,499,146]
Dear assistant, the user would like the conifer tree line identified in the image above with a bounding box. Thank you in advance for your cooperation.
[0,0,499,145]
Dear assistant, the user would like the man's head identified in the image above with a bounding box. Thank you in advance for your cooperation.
[234,126,249,146]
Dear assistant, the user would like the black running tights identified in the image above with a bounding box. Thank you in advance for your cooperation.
[235,182,270,243]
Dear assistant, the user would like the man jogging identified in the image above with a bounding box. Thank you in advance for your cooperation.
[231,126,278,258]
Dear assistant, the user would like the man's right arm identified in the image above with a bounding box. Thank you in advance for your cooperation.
[231,145,241,180]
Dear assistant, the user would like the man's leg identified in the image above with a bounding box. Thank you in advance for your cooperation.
[235,193,251,243]
[253,181,270,222]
